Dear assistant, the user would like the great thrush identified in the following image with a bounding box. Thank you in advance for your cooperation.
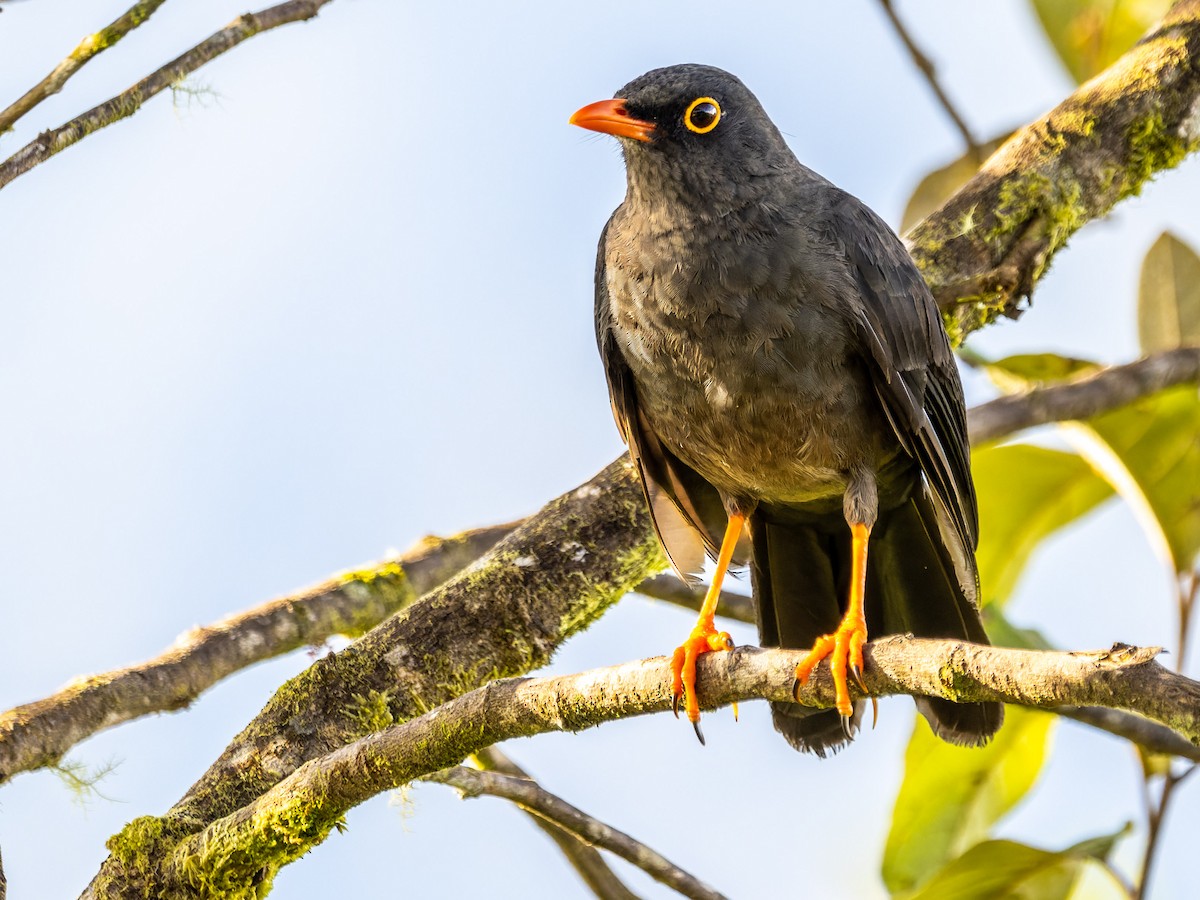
[571,64,1003,755]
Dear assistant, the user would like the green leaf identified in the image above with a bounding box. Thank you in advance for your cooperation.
[1030,0,1172,83]
[973,445,1114,607]
[903,833,1127,900]
[983,353,1101,393]
[1064,384,1200,574]
[883,708,1055,894]
[983,352,1200,576]
[901,134,1012,235]
[1138,232,1200,353]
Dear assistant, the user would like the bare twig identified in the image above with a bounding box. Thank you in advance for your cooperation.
[0,0,336,191]
[877,0,982,161]
[472,747,641,900]
[967,348,1200,444]
[137,639,1199,894]
[1058,706,1200,762]
[430,763,721,900]
[0,0,171,135]
[1137,764,1198,899]
[635,573,756,624]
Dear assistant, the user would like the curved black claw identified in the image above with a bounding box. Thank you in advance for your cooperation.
[870,696,880,729]
[849,663,868,694]
[791,676,803,703]
[693,719,706,746]
[841,713,855,740]
[671,692,681,719]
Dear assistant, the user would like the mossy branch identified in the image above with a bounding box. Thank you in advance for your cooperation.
[909,0,1200,341]
[0,523,515,786]
[0,0,336,192]
[0,0,171,136]
[102,639,1199,896]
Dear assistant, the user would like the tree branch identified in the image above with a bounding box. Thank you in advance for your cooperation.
[0,523,515,785]
[471,747,641,900]
[428,763,723,900]
[877,0,982,161]
[0,0,336,192]
[0,0,171,136]
[967,347,1200,444]
[909,0,1200,341]
[116,639,1198,894]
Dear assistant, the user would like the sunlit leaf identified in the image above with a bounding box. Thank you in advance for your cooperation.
[901,134,1011,235]
[973,445,1114,607]
[1030,0,1172,83]
[1138,232,1200,353]
[902,831,1127,900]
[984,353,1200,576]
[1064,384,1200,575]
[983,353,1100,393]
[883,708,1055,894]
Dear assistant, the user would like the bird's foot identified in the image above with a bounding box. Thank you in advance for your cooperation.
[670,621,734,744]
[793,614,868,718]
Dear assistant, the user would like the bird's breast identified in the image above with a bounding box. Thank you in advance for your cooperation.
[605,223,896,503]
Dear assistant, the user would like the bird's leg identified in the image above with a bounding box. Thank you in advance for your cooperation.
[794,521,872,718]
[670,511,744,743]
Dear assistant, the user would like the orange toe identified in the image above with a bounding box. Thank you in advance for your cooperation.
[670,621,734,738]
[793,616,867,718]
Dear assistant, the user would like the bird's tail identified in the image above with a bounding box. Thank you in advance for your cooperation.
[750,490,1003,755]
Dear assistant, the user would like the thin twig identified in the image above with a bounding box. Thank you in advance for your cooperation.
[967,348,1200,444]
[0,0,171,135]
[1136,764,1198,899]
[432,762,722,900]
[472,747,640,900]
[635,573,756,624]
[0,0,337,192]
[877,0,982,162]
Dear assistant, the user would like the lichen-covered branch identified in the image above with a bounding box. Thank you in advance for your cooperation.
[107,639,1197,894]
[471,747,640,900]
[0,523,514,786]
[909,0,1200,341]
[0,0,171,136]
[967,347,1200,443]
[85,458,665,898]
[428,763,723,900]
[0,0,336,192]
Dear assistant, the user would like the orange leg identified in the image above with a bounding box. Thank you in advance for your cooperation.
[670,512,744,743]
[794,522,872,719]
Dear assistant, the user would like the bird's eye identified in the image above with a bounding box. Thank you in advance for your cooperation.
[684,97,721,134]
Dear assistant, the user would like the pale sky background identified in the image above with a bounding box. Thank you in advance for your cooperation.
[1,1,1197,897]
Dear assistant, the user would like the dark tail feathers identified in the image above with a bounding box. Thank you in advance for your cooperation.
[750,490,1003,755]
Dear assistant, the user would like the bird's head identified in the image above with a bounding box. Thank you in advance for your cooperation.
[570,64,796,213]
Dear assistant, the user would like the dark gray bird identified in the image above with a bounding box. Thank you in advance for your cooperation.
[571,64,1002,755]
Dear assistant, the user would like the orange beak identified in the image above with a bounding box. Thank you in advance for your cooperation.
[569,98,655,142]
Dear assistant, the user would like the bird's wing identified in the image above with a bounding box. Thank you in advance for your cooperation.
[821,190,979,599]
[594,219,724,582]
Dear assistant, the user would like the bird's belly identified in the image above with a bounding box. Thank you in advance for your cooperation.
[621,322,892,505]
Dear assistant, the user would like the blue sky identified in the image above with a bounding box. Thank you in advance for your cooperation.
[1,1,1197,897]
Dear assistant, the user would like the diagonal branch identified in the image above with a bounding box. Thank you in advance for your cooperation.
[471,747,641,900]
[132,639,1199,893]
[0,0,171,136]
[0,0,336,192]
[967,347,1200,444]
[0,523,514,785]
[428,762,722,900]
[910,0,1200,341]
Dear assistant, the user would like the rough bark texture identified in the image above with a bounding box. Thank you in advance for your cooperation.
[105,640,1199,896]
[909,1,1200,341]
[0,523,513,785]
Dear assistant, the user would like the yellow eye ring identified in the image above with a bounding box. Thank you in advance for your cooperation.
[684,97,721,134]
